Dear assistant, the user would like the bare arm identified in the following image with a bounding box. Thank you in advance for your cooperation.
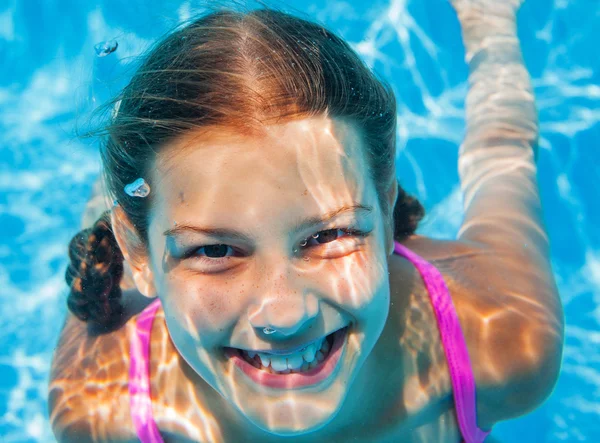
[48,313,139,442]
[455,2,544,254]
[449,0,564,426]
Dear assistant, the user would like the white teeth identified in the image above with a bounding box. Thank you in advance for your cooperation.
[240,334,333,373]
[270,355,288,372]
[302,344,317,363]
[317,337,325,350]
[286,353,305,370]
[258,353,270,367]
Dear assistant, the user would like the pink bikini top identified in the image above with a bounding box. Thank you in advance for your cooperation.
[128,241,492,442]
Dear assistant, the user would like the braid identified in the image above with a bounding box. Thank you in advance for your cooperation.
[65,211,125,328]
[392,183,425,241]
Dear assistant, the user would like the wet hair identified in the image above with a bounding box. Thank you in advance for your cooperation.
[66,2,425,328]
[66,212,124,327]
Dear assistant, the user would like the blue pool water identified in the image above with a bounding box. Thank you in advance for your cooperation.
[0,0,598,441]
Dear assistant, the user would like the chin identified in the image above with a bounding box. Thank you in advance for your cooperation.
[233,394,343,438]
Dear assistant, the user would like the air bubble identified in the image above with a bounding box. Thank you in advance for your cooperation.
[94,40,118,57]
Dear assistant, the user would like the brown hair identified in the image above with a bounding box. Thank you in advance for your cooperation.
[66,3,425,328]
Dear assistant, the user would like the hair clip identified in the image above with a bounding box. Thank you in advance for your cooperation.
[124,178,150,198]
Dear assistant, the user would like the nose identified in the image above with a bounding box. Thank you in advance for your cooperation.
[247,266,320,337]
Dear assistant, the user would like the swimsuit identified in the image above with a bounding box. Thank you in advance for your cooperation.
[129,240,492,442]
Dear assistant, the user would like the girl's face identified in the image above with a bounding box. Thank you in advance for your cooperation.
[141,116,394,436]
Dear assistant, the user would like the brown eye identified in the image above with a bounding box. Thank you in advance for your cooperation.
[302,228,366,249]
[314,229,340,244]
[202,244,230,258]
[190,244,234,259]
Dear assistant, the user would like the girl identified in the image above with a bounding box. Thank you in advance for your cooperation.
[49,1,564,442]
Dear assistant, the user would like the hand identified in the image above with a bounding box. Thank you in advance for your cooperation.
[449,0,523,27]
[449,0,524,14]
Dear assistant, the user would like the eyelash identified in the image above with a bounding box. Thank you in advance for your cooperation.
[184,227,370,264]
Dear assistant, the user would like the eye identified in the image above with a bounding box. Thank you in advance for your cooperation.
[192,244,235,259]
[183,227,369,265]
[301,228,367,248]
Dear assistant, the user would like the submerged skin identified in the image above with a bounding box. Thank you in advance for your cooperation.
[49,2,564,442]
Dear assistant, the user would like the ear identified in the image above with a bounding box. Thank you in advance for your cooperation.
[110,205,157,298]
[384,179,399,256]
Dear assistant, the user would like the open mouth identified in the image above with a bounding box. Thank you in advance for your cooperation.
[224,326,349,389]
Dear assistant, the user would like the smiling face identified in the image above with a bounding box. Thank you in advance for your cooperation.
[133,115,395,436]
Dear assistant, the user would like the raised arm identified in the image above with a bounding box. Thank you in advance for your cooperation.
[454,1,543,253]
[447,0,565,426]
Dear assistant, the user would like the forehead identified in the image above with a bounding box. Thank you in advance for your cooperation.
[152,116,374,224]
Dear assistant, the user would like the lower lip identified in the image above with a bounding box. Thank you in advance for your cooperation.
[224,327,348,389]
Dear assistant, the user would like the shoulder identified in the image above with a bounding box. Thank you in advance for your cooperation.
[389,235,563,430]
[48,291,152,442]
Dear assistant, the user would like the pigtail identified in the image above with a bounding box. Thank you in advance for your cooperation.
[65,211,125,327]
[393,183,425,241]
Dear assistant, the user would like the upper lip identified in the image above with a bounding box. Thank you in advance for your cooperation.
[228,326,346,356]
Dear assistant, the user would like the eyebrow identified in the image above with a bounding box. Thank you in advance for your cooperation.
[163,204,373,240]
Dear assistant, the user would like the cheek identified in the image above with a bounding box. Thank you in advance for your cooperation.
[161,274,243,336]
[329,257,389,310]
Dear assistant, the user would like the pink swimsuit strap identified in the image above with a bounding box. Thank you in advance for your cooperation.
[129,298,164,443]
[394,241,491,443]
[128,242,491,443]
